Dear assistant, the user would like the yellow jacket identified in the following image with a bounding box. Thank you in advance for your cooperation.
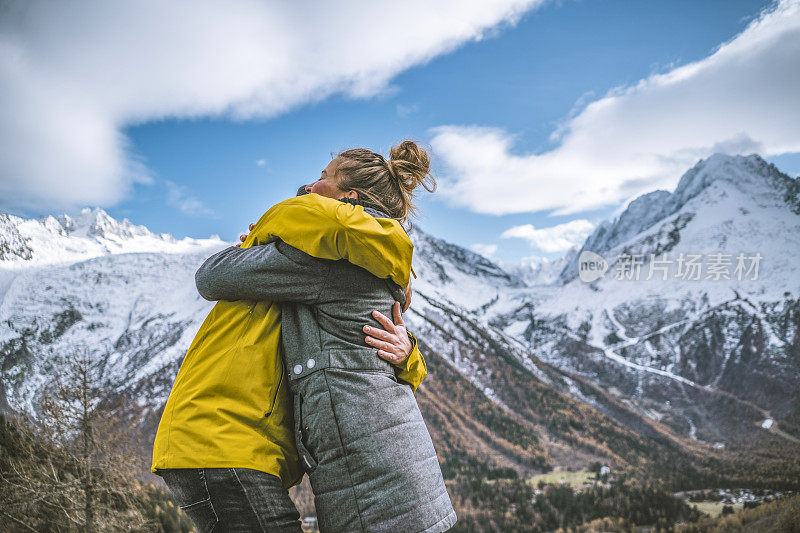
[151,194,426,488]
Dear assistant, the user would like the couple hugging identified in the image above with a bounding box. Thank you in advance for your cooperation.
[151,141,456,532]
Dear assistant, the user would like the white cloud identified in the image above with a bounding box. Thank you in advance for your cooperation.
[0,0,545,212]
[430,0,800,216]
[471,243,498,258]
[501,219,594,253]
[256,159,268,167]
[165,180,215,218]
[396,103,420,118]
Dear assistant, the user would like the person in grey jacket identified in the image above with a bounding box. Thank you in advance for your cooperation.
[193,142,456,532]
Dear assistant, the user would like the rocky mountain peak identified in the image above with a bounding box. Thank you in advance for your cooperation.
[665,153,788,214]
[0,208,221,267]
[55,207,156,240]
[557,153,799,284]
[408,225,525,288]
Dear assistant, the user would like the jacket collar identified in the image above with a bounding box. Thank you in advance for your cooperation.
[295,186,416,280]
[337,197,389,219]
[295,186,391,219]
[297,184,413,228]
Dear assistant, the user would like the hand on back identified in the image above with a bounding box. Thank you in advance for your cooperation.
[364,302,413,365]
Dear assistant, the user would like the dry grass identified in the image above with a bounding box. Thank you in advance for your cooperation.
[690,500,742,518]
[527,468,595,488]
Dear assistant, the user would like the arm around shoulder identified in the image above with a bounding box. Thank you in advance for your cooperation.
[195,242,329,304]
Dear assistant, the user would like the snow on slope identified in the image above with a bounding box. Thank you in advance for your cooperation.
[500,248,577,287]
[0,207,227,412]
[542,154,800,321]
[558,154,800,285]
[0,207,223,269]
[0,207,225,313]
[408,225,526,311]
[0,249,224,413]
[1,154,798,448]
[482,154,800,445]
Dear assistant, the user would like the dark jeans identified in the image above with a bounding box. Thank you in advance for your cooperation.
[160,468,302,532]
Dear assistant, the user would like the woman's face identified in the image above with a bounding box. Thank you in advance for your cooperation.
[305,158,357,200]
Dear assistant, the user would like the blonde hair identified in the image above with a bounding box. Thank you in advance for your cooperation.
[334,140,436,222]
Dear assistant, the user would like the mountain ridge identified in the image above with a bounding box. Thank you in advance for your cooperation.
[0,206,223,270]
[1,153,798,521]
[558,153,800,284]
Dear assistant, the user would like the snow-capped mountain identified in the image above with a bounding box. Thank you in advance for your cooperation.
[500,249,577,287]
[0,208,226,414]
[1,153,798,489]
[0,207,223,269]
[558,153,800,286]
[407,226,527,311]
[481,153,800,451]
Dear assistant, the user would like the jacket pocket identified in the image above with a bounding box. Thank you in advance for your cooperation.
[294,394,318,474]
[264,367,284,418]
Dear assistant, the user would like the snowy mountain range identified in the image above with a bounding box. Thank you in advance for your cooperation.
[408,153,800,452]
[0,207,223,267]
[1,153,798,488]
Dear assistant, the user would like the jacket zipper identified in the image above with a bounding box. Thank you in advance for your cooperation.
[265,368,283,418]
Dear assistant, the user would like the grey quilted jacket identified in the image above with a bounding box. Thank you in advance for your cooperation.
[194,199,456,533]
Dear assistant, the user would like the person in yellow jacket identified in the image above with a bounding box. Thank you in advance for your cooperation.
[152,141,454,532]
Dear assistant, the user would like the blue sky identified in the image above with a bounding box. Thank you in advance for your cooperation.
[3,0,799,265]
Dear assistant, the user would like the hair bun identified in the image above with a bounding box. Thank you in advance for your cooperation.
[334,140,436,222]
[388,140,436,195]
